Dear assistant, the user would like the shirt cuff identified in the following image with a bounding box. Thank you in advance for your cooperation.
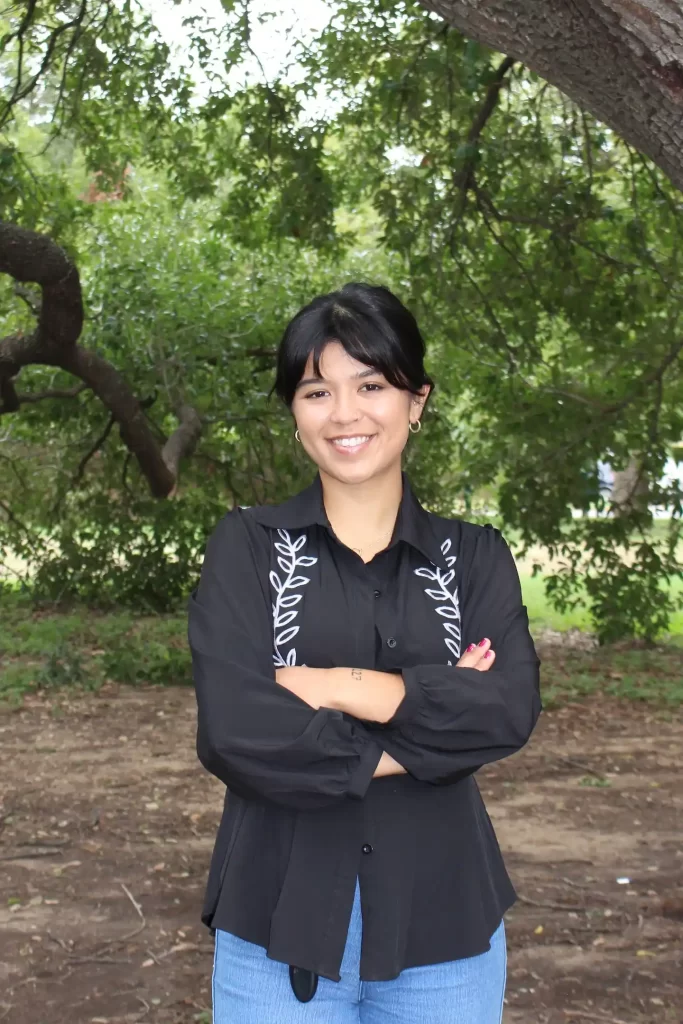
[385,668,423,728]
[347,737,383,800]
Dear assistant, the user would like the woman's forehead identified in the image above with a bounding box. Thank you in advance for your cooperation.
[302,341,381,379]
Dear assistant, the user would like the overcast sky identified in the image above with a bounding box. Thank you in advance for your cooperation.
[142,0,333,91]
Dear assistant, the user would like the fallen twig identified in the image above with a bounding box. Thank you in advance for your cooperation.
[518,893,590,913]
[47,932,71,953]
[562,1010,631,1024]
[561,876,594,890]
[121,882,144,919]
[68,955,131,965]
[555,755,607,780]
[0,849,63,861]
[91,882,146,955]
[25,838,69,848]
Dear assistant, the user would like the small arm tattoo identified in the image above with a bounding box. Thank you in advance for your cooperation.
[351,667,363,681]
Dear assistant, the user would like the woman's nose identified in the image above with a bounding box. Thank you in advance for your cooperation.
[329,392,361,423]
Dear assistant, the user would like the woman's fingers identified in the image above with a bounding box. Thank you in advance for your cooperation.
[456,638,496,672]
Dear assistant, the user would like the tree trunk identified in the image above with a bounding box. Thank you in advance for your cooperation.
[611,456,649,512]
[419,0,683,191]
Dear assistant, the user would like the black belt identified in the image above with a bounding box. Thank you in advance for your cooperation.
[289,966,319,1002]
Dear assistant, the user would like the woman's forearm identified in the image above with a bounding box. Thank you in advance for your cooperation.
[373,750,408,778]
[325,666,406,722]
[274,665,405,723]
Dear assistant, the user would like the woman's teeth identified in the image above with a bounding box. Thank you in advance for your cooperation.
[331,436,372,450]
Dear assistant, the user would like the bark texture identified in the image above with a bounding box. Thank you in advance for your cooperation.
[0,221,201,497]
[420,0,683,191]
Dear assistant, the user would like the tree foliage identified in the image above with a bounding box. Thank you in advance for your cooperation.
[1,0,682,640]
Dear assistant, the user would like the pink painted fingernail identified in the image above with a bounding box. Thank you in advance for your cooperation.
[478,638,489,647]
[484,650,493,659]
[466,644,475,653]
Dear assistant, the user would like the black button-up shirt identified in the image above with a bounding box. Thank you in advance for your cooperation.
[188,473,542,982]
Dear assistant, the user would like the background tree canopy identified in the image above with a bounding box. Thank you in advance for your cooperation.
[1,0,682,642]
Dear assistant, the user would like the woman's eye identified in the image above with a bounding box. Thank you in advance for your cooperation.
[361,383,384,392]
[305,390,328,399]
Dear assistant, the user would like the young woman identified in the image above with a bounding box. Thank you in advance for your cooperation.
[188,283,542,1024]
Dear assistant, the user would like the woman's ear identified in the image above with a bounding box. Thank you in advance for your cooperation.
[415,384,431,411]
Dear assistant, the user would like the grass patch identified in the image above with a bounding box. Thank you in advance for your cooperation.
[540,646,683,709]
[519,573,683,640]
[0,592,189,706]
[2,586,682,710]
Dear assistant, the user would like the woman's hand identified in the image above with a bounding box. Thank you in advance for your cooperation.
[457,638,496,671]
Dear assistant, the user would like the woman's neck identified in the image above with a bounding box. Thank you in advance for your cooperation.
[319,464,403,562]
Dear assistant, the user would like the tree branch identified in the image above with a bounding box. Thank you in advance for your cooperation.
[449,55,515,237]
[0,220,201,496]
[541,336,683,466]
[453,56,515,198]
[73,414,115,487]
[419,0,683,192]
[0,0,94,132]
[0,374,20,414]
[161,403,203,482]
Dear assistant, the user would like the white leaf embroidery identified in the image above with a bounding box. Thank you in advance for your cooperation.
[287,575,312,588]
[445,638,460,660]
[414,538,461,662]
[270,529,318,667]
[274,610,298,628]
[275,625,299,647]
[415,567,438,580]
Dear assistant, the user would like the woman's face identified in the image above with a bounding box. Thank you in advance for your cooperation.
[291,341,429,486]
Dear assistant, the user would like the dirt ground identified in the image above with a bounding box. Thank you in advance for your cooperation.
[1,666,681,1024]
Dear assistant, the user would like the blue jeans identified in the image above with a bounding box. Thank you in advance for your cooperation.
[212,880,507,1023]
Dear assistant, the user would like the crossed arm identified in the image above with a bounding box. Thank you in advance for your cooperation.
[191,512,540,808]
[275,639,496,778]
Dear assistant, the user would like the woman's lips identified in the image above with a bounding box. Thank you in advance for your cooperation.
[327,435,375,455]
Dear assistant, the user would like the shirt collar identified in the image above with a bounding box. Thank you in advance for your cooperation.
[249,472,449,570]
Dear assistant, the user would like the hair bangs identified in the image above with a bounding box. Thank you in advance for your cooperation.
[308,306,412,393]
[271,283,434,408]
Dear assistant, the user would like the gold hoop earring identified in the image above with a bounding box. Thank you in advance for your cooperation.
[295,429,301,443]
[409,420,422,434]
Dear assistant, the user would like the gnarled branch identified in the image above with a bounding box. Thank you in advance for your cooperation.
[0,220,201,497]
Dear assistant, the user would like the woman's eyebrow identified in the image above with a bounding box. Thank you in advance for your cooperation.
[295,368,379,390]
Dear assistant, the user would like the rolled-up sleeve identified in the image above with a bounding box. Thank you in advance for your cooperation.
[188,509,383,810]
[379,527,541,784]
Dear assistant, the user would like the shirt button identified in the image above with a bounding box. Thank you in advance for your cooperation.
[386,637,397,648]
[373,590,381,599]
[362,843,373,855]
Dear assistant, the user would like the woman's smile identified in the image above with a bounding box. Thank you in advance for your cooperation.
[327,434,376,455]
